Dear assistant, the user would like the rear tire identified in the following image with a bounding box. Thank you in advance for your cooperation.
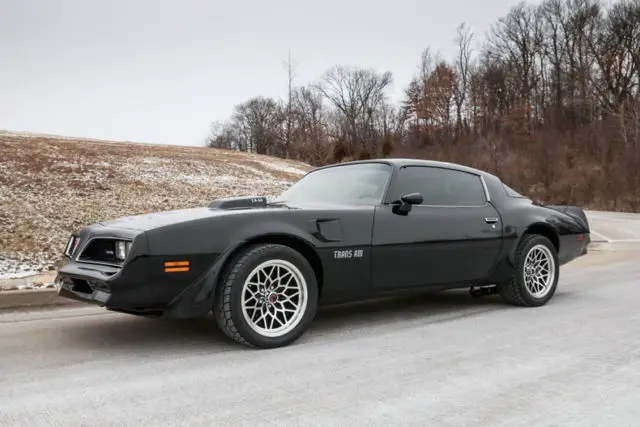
[213,243,319,348]
[498,234,559,307]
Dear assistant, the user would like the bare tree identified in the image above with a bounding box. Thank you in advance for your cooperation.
[207,0,640,211]
[229,97,284,155]
[315,65,393,156]
[290,86,329,164]
[487,2,545,128]
[403,48,435,133]
[588,1,639,113]
[282,50,297,158]
[206,120,237,150]
[453,23,474,134]
[540,0,567,123]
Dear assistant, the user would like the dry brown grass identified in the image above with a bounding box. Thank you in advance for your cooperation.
[0,132,312,273]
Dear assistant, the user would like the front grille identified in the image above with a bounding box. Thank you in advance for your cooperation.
[70,278,93,294]
[69,278,110,294]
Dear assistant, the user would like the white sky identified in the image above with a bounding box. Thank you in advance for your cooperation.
[1,0,533,146]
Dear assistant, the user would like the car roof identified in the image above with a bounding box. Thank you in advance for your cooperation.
[313,158,496,179]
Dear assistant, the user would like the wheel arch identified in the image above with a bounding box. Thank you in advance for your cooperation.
[219,233,324,297]
[509,222,559,264]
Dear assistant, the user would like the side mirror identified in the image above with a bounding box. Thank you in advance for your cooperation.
[392,192,423,215]
[401,193,423,205]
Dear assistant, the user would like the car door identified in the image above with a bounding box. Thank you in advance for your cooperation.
[371,165,503,291]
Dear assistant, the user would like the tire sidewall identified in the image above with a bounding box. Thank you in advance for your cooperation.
[516,235,559,306]
[225,244,319,348]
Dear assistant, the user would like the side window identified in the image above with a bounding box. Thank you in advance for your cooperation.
[391,166,487,206]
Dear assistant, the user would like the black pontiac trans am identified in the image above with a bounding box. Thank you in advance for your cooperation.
[56,159,591,348]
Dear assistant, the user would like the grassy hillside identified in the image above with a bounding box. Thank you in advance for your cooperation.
[0,131,311,276]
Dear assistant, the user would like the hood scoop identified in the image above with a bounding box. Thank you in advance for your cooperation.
[207,196,268,210]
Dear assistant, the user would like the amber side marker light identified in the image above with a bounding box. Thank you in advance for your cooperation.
[164,261,190,272]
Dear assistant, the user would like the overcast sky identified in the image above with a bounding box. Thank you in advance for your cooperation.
[1,0,532,146]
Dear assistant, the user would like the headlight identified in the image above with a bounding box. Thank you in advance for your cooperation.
[115,240,132,261]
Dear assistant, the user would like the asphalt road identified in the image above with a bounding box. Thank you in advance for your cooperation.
[1,212,640,427]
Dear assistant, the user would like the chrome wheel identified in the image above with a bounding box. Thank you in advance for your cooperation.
[241,259,308,338]
[523,244,555,298]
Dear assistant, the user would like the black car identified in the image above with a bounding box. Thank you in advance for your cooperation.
[56,159,591,348]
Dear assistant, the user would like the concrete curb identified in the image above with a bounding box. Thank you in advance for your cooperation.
[0,289,83,311]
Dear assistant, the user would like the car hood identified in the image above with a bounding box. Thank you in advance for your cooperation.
[95,197,365,232]
[97,207,253,231]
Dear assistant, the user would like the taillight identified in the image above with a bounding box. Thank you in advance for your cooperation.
[576,234,584,241]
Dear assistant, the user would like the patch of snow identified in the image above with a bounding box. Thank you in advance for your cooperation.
[0,252,57,278]
[140,157,169,165]
[256,160,309,176]
[0,271,38,280]
[53,160,82,169]
[16,282,55,290]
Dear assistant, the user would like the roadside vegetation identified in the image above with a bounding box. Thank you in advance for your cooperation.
[208,0,640,212]
[0,132,309,275]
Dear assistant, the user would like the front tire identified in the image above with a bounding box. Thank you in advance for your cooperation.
[213,243,319,348]
[498,234,559,307]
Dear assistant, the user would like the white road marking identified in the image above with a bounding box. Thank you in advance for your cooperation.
[590,229,613,242]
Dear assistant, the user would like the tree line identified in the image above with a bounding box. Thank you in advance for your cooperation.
[207,0,640,211]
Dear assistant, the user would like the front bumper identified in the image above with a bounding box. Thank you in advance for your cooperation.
[55,262,118,305]
[56,222,224,317]
[55,259,169,315]
[55,250,221,317]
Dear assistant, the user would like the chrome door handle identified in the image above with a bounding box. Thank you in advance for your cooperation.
[485,217,499,224]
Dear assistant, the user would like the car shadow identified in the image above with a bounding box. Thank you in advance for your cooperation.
[62,312,237,353]
[62,289,507,352]
[306,289,506,339]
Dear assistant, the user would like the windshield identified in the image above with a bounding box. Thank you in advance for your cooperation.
[275,163,392,205]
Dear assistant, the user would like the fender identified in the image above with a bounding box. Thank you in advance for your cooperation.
[162,221,321,319]
[231,220,320,247]
[162,242,240,318]
[507,221,560,265]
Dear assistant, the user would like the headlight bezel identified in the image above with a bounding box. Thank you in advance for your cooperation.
[64,235,81,258]
[73,237,135,266]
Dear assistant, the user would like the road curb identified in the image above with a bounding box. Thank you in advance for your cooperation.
[0,289,82,311]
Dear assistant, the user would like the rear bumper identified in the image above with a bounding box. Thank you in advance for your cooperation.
[581,233,591,255]
[558,232,590,265]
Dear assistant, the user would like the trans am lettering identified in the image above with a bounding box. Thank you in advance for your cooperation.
[333,249,364,259]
